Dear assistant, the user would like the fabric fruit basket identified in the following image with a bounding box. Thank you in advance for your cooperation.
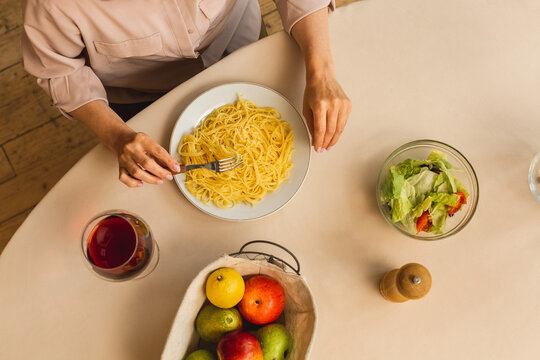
[161,240,317,359]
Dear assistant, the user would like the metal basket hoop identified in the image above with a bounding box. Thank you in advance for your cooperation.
[229,240,301,275]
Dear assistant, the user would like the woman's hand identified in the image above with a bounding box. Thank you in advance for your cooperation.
[70,100,180,187]
[114,131,180,187]
[291,7,351,152]
[303,72,351,152]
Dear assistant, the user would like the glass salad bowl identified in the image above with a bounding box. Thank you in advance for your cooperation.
[376,140,479,240]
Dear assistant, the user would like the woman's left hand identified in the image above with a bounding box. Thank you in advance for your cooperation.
[291,7,352,153]
[303,72,351,152]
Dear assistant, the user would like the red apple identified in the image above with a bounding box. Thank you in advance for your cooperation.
[217,331,263,360]
[238,275,285,325]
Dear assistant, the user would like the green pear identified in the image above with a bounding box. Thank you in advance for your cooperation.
[185,349,217,360]
[256,324,293,360]
[196,303,242,343]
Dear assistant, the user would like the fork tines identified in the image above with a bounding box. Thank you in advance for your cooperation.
[217,155,242,173]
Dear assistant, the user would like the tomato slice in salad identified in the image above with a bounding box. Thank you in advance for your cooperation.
[416,211,431,233]
[447,192,467,215]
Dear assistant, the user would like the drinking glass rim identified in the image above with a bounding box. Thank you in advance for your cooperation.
[81,209,141,271]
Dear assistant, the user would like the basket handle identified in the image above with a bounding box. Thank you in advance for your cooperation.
[229,240,301,275]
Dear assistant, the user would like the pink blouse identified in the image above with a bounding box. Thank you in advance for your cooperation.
[21,0,335,117]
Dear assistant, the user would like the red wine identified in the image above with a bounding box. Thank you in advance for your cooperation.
[83,211,155,281]
[88,216,137,269]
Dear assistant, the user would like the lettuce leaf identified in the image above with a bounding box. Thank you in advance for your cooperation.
[430,159,457,194]
[381,166,405,201]
[429,207,448,234]
[406,169,438,206]
[396,159,426,178]
[411,193,459,221]
[430,193,460,207]
[433,173,446,192]
[427,149,447,161]
[391,181,415,223]
[412,197,432,219]
[400,213,417,234]
[442,169,457,193]
[427,150,452,169]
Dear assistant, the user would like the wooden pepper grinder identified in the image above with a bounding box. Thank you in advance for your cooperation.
[379,263,432,302]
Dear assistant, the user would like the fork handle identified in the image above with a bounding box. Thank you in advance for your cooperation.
[181,164,209,172]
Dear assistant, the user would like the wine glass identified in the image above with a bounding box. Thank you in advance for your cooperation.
[81,210,159,281]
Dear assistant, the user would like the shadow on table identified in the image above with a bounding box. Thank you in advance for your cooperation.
[116,262,201,359]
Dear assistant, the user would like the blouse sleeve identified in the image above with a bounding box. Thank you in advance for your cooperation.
[275,0,336,35]
[21,0,108,119]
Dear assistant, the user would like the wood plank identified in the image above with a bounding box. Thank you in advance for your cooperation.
[0,0,22,35]
[0,26,21,71]
[262,10,284,35]
[0,146,14,183]
[0,62,42,109]
[40,98,62,119]
[0,209,31,255]
[258,0,277,16]
[0,63,57,144]
[0,90,57,144]
[5,116,98,174]
[0,118,98,222]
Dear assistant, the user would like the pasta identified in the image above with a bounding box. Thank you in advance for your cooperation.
[178,96,294,208]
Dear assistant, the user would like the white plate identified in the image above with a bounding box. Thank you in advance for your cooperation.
[169,83,311,221]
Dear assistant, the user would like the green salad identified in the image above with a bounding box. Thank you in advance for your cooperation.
[380,149,469,235]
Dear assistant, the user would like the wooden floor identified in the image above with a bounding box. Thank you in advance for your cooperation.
[0,0,359,254]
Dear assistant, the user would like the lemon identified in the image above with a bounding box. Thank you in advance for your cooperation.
[206,268,245,308]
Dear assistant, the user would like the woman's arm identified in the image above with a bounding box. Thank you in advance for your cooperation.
[70,100,180,187]
[291,7,351,152]
[22,4,178,188]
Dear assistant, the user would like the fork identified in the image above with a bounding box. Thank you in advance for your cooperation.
[179,155,242,174]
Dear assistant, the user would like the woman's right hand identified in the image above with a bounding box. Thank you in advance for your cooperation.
[114,131,180,188]
[70,100,180,188]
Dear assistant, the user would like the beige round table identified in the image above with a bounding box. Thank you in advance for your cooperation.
[2,1,540,359]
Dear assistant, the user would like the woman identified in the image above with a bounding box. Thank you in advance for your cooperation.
[22,0,351,187]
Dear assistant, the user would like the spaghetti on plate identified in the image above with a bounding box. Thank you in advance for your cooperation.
[178,96,294,208]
